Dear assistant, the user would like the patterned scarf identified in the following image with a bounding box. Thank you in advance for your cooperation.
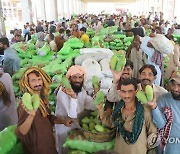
[19,66,52,117]
[158,107,173,153]
[112,98,144,144]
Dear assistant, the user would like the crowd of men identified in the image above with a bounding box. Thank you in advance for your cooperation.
[0,12,180,154]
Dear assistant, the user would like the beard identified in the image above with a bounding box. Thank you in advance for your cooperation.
[171,92,180,100]
[70,81,83,94]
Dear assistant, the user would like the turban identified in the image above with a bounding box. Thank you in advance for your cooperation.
[66,65,86,81]
[19,66,52,117]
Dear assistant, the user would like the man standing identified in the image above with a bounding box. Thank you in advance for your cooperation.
[149,71,180,154]
[107,60,140,103]
[80,27,90,44]
[15,67,72,154]
[0,38,20,76]
[0,67,18,131]
[112,78,157,154]
[55,65,96,154]
[138,64,167,100]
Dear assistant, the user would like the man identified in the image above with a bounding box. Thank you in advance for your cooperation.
[80,27,90,44]
[55,65,96,154]
[15,67,72,154]
[126,35,147,78]
[148,71,180,154]
[0,67,18,131]
[112,78,157,154]
[55,28,66,51]
[0,38,20,76]
[123,22,145,37]
[107,60,140,103]
[138,64,167,100]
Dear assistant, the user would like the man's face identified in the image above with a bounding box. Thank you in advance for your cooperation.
[70,74,84,93]
[121,66,133,80]
[140,68,156,86]
[28,73,43,93]
[170,80,180,100]
[118,84,137,104]
[0,42,4,50]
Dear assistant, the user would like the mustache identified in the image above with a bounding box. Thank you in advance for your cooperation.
[34,85,42,88]
[123,73,129,75]
[142,79,151,82]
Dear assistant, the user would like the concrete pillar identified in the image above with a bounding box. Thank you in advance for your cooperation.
[0,0,6,36]
[44,0,58,21]
[21,0,33,24]
[58,0,65,19]
[35,0,46,21]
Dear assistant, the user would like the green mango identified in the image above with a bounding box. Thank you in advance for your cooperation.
[61,76,71,89]
[81,118,91,124]
[82,124,89,131]
[115,54,126,72]
[94,91,105,105]
[91,129,98,133]
[31,94,40,110]
[145,85,154,102]
[92,76,99,89]
[136,90,148,104]
[93,119,101,125]
[22,93,33,111]
[95,124,105,133]
[89,122,96,130]
[91,110,98,117]
[110,55,118,70]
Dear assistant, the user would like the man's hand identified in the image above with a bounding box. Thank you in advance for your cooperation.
[21,103,37,117]
[62,87,77,99]
[110,66,124,83]
[147,93,157,110]
[63,119,72,127]
[106,108,113,116]
[93,81,101,94]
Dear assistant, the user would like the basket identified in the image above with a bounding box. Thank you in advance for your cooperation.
[77,110,116,142]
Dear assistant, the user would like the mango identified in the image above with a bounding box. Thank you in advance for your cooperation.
[136,90,148,104]
[91,129,97,133]
[115,54,126,72]
[92,76,99,89]
[110,55,118,70]
[22,93,33,111]
[81,118,91,124]
[94,91,105,105]
[61,76,71,89]
[82,124,89,131]
[89,122,96,130]
[31,94,40,109]
[104,128,111,132]
[93,119,101,125]
[145,85,154,102]
[91,110,98,117]
[95,124,105,133]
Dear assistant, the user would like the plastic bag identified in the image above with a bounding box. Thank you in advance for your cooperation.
[59,44,73,55]
[63,130,115,153]
[149,34,174,54]
[0,125,17,154]
[37,43,51,56]
[65,38,84,49]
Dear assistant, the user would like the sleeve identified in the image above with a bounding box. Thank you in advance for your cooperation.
[106,82,121,102]
[84,92,96,111]
[173,44,180,67]
[55,90,79,118]
[13,57,20,73]
[144,107,157,136]
[15,103,29,139]
[151,97,167,129]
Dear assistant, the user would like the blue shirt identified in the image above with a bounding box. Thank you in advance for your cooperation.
[152,93,180,154]
[3,47,20,76]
